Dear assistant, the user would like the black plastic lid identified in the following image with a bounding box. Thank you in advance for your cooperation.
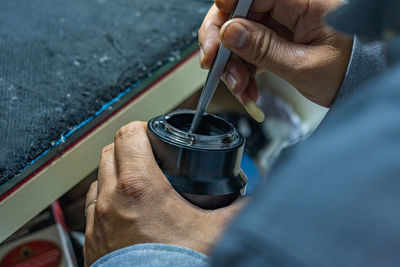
[148,109,244,150]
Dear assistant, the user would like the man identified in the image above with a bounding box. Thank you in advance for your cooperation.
[84,0,400,266]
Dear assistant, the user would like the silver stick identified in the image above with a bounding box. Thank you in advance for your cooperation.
[189,0,252,133]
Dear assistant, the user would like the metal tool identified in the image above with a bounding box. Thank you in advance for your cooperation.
[189,0,253,133]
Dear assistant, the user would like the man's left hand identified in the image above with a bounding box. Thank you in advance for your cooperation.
[84,121,245,266]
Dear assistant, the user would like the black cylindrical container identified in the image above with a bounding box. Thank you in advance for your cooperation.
[147,109,246,209]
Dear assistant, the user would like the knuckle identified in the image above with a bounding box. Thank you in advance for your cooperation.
[117,176,150,199]
[198,27,204,39]
[94,202,110,218]
[215,0,228,11]
[198,28,207,45]
[251,30,273,66]
[101,143,114,155]
[114,121,142,141]
[203,20,213,31]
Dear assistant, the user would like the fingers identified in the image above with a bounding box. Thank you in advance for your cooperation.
[238,78,265,123]
[221,55,250,96]
[215,0,275,14]
[239,75,258,104]
[84,181,99,267]
[199,4,229,69]
[222,56,259,103]
[198,3,270,70]
[85,181,98,232]
[216,0,318,34]
[221,56,264,122]
[200,4,310,80]
[220,18,311,77]
[113,121,168,198]
[97,143,117,204]
[114,121,155,175]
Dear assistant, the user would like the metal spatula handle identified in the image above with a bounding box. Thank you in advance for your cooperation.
[189,0,252,133]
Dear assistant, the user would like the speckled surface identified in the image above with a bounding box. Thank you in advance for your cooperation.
[0,0,211,186]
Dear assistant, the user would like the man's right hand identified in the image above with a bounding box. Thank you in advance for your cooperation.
[198,0,353,107]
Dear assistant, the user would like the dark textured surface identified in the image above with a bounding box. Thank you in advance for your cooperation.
[0,0,211,187]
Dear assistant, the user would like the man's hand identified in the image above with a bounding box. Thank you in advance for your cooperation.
[84,121,245,266]
[199,0,353,107]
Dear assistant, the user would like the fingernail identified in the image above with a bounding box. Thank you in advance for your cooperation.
[199,47,205,69]
[243,100,265,123]
[222,22,249,49]
[224,72,237,93]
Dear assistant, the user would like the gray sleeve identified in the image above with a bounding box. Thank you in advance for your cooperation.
[92,243,211,267]
[333,36,386,105]
[210,64,400,266]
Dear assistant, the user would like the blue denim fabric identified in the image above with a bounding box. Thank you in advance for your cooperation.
[92,243,210,266]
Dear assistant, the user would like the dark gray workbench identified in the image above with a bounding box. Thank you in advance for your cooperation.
[0,0,211,195]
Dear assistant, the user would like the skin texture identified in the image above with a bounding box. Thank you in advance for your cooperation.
[84,122,245,266]
[198,0,353,107]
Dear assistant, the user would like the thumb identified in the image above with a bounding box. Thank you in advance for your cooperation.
[114,121,171,200]
[220,18,311,77]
